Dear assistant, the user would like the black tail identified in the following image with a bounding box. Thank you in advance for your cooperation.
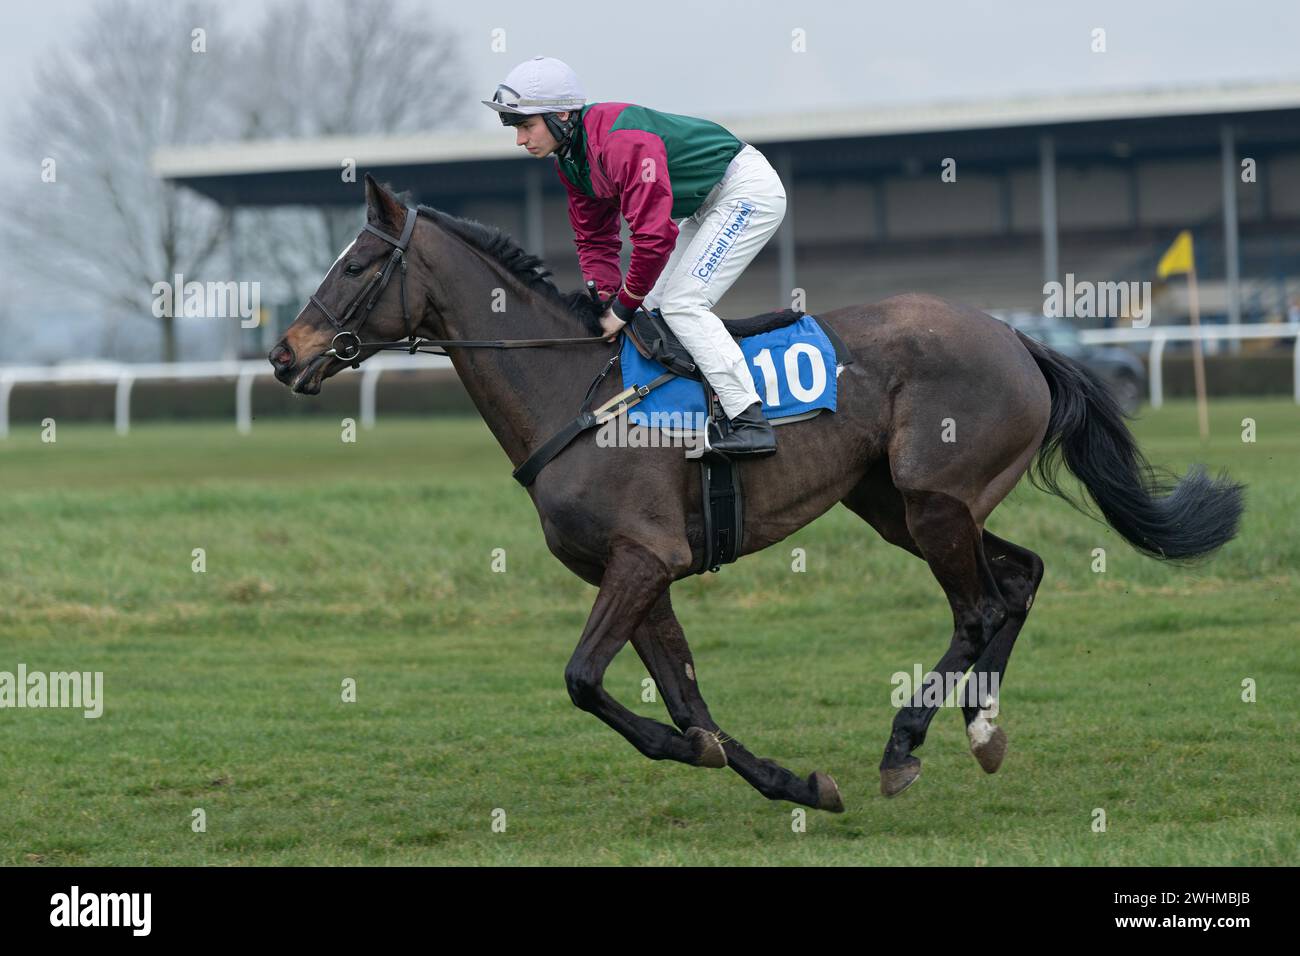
[1014,329,1244,561]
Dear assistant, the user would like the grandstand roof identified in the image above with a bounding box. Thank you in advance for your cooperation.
[154,79,1300,207]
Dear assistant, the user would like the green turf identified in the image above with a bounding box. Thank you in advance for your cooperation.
[0,399,1296,865]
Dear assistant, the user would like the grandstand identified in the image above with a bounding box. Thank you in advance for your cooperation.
[153,80,1300,358]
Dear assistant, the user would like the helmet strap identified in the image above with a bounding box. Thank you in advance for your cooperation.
[544,111,581,159]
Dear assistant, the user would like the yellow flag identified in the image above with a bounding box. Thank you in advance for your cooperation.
[1157,230,1194,278]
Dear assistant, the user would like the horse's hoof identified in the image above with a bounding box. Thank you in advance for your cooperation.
[969,723,1007,774]
[880,757,921,798]
[810,771,844,813]
[686,727,727,768]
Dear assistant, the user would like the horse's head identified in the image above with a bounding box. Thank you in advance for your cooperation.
[270,175,423,394]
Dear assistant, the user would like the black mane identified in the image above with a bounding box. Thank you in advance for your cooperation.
[417,205,605,335]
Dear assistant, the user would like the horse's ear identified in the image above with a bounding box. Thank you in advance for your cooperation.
[364,173,403,230]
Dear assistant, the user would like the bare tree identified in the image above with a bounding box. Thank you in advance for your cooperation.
[229,0,473,315]
[2,0,238,362]
[1,0,470,363]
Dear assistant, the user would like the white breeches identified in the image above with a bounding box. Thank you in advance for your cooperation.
[641,144,788,419]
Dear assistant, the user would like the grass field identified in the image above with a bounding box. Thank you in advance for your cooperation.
[1,399,1296,865]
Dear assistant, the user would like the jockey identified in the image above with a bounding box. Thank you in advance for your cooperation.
[482,56,786,456]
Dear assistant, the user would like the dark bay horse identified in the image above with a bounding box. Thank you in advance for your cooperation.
[270,175,1244,812]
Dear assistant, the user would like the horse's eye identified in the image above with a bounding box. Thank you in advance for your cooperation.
[345,263,363,276]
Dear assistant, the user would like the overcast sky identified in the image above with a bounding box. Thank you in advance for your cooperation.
[4,0,1299,145]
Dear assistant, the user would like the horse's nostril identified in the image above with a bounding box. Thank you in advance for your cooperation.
[270,343,293,367]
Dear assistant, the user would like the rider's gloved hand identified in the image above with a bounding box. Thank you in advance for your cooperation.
[600,286,641,340]
[599,308,626,341]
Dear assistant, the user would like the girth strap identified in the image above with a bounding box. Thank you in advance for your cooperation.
[513,356,677,487]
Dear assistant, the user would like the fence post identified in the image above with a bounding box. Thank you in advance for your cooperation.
[1293,333,1300,405]
[236,368,256,434]
[360,364,384,430]
[1149,332,1166,409]
[0,373,14,439]
[115,373,135,436]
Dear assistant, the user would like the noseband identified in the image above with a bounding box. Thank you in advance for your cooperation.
[309,206,419,367]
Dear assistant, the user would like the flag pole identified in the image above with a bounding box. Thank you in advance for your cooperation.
[1186,259,1210,442]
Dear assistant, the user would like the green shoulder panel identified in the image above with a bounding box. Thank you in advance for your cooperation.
[609,105,744,218]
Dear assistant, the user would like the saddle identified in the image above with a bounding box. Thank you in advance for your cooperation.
[624,307,812,381]
[617,305,849,577]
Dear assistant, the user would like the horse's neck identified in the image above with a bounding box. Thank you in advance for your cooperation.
[416,241,602,469]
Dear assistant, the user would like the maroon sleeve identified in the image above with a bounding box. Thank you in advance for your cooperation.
[603,129,679,308]
[558,165,622,297]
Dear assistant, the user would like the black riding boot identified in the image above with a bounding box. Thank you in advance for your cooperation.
[709,401,777,456]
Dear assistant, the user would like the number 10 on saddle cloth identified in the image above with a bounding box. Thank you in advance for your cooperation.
[617,314,843,436]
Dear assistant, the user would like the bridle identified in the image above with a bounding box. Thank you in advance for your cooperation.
[308,204,609,368]
[309,206,419,366]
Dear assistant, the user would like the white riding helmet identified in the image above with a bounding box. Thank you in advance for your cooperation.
[482,56,586,120]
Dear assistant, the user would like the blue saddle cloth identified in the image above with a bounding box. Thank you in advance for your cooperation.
[619,314,839,429]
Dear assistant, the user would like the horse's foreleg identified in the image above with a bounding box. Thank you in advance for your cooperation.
[630,590,844,812]
[564,543,703,765]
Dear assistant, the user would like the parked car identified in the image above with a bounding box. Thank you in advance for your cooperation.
[994,313,1147,415]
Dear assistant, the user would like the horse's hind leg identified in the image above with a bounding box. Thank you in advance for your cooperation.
[960,531,1045,773]
[877,488,1010,797]
[630,590,844,812]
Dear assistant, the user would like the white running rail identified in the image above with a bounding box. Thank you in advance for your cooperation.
[3,323,1295,436]
[1078,323,1300,408]
[0,354,451,438]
